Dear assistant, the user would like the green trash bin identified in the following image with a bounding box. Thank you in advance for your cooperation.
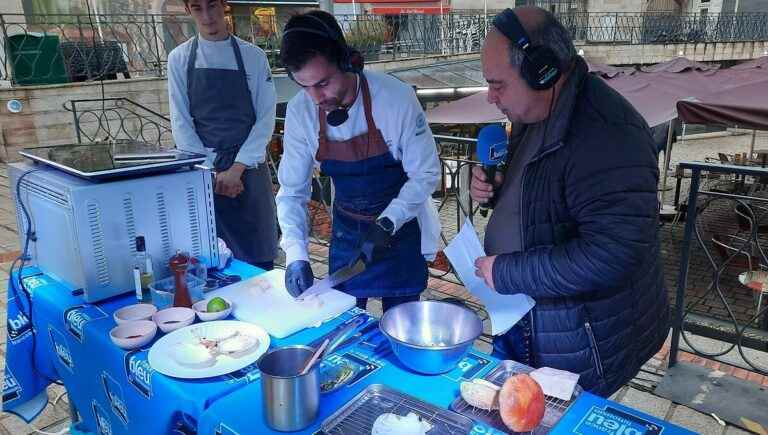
[6,33,69,86]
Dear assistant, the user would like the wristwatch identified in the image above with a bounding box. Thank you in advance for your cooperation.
[376,217,395,235]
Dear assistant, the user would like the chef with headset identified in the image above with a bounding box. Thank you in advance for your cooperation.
[276,10,441,311]
[470,7,667,396]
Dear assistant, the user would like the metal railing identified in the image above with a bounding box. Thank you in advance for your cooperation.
[65,97,173,146]
[0,12,487,85]
[4,11,768,86]
[563,12,768,44]
[670,161,768,376]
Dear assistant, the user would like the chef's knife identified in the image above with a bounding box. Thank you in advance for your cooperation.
[298,258,366,299]
[331,321,380,355]
[307,313,369,349]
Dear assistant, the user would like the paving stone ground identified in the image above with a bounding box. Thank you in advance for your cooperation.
[2,132,768,433]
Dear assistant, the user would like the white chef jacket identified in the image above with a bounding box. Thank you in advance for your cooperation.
[277,70,441,265]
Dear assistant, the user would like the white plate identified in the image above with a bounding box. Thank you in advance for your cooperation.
[148,320,270,379]
[738,270,768,291]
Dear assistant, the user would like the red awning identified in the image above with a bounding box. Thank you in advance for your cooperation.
[426,90,505,125]
[639,56,719,73]
[677,78,768,131]
[372,6,450,14]
[425,57,768,128]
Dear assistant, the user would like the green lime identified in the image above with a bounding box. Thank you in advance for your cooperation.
[207,297,228,313]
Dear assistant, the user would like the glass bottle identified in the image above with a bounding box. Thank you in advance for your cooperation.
[133,236,153,303]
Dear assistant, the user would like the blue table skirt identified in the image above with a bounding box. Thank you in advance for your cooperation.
[3,261,505,434]
[3,261,279,433]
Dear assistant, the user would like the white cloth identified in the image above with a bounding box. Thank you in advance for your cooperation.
[167,35,277,168]
[277,70,441,265]
[530,367,580,401]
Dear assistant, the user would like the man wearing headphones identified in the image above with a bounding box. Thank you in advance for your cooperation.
[276,11,441,311]
[471,7,668,396]
[168,0,278,270]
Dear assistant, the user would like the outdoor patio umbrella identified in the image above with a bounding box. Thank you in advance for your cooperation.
[677,77,768,131]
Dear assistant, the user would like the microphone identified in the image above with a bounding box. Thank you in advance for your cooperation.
[476,124,508,217]
[326,108,349,127]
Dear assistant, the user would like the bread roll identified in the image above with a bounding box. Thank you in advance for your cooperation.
[460,378,501,410]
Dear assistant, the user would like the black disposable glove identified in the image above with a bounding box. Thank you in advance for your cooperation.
[285,260,314,298]
[360,217,395,264]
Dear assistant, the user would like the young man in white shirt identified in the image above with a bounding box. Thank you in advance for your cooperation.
[277,11,441,311]
[167,0,277,269]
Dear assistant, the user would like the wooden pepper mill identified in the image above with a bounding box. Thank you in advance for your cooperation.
[169,250,192,308]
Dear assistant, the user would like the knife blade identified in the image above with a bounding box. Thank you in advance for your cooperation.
[331,321,380,355]
[307,313,369,349]
[298,258,366,299]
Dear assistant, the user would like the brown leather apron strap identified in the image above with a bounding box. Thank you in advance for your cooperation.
[316,74,384,161]
[318,105,328,150]
[360,75,378,141]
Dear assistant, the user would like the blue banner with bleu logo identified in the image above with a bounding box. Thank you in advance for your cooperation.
[551,392,697,435]
[1,274,54,422]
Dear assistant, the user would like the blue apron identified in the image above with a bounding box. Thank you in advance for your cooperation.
[316,74,427,298]
[187,36,277,265]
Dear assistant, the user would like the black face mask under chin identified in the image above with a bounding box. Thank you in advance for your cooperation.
[326,108,349,127]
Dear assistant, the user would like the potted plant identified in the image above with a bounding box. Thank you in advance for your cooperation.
[344,20,386,61]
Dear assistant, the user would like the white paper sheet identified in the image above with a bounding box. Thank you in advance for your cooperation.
[444,218,535,336]
[530,367,580,401]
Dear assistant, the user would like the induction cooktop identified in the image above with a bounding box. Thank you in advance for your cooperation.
[19,141,207,180]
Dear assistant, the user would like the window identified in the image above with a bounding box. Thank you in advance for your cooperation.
[23,0,73,15]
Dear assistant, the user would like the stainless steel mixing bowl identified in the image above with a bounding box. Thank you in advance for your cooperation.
[379,300,483,375]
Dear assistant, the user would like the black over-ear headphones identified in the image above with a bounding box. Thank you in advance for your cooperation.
[492,8,561,91]
[282,13,364,126]
[282,14,363,75]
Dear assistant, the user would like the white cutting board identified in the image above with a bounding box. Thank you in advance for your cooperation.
[206,269,356,339]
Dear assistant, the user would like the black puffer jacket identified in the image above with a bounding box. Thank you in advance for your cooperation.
[492,58,669,396]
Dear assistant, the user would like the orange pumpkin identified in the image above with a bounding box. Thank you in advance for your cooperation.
[499,373,546,432]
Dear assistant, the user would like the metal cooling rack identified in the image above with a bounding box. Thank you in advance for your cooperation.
[321,384,474,435]
[450,360,582,434]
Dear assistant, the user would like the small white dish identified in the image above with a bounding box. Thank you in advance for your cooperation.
[192,298,233,322]
[110,320,157,350]
[114,303,158,324]
[153,307,195,333]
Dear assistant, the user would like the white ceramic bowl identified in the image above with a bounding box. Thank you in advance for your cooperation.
[152,307,195,333]
[113,303,158,324]
[110,320,157,350]
[192,298,233,322]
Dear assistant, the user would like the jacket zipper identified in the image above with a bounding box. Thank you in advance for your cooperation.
[584,321,605,378]
[528,309,536,367]
[519,164,527,250]
[518,140,566,252]
[517,139,565,368]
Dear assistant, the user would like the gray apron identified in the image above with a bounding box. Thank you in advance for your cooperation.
[187,36,277,264]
